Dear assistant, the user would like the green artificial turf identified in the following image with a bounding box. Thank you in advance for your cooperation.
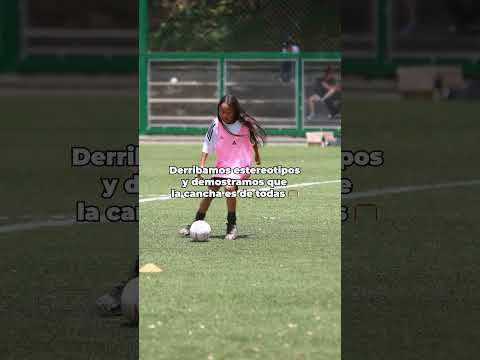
[139,144,341,360]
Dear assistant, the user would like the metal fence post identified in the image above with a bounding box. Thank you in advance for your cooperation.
[219,54,225,99]
[0,0,19,72]
[139,0,149,134]
[296,54,304,137]
[377,0,388,67]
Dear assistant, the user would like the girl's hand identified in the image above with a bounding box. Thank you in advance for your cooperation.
[255,153,261,165]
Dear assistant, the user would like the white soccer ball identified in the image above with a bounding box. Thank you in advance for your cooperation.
[121,277,139,325]
[189,220,211,241]
[170,77,178,84]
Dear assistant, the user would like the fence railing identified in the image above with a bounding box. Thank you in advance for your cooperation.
[343,0,480,76]
[139,52,341,137]
[0,0,136,72]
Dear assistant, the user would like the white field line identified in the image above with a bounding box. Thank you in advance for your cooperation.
[0,218,78,234]
[139,180,341,203]
[0,214,72,222]
[0,216,111,234]
[140,195,172,203]
[2,179,480,234]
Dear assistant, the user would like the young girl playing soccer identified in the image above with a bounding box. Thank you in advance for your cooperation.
[179,95,266,240]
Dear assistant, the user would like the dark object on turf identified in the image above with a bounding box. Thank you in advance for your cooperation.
[96,259,139,316]
[96,281,125,316]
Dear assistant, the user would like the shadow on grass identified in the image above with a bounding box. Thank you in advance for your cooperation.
[193,233,254,241]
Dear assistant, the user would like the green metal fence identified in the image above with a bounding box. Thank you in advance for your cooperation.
[139,0,341,137]
[0,0,136,73]
[139,52,341,137]
[343,0,480,77]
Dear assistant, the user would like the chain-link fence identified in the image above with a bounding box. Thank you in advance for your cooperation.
[148,0,339,52]
[343,0,480,76]
[140,52,341,136]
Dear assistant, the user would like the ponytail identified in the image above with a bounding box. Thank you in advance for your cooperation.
[239,112,266,146]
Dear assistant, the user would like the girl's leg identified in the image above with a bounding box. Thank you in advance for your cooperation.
[226,195,237,213]
[226,196,236,214]
[198,196,215,214]
[224,185,238,240]
[196,185,221,219]
[224,185,237,215]
[179,185,220,236]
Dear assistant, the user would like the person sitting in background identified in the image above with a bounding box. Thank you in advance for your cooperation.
[307,67,341,120]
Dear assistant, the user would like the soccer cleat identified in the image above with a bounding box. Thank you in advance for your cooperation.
[178,225,191,236]
[95,281,126,316]
[225,223,238,240]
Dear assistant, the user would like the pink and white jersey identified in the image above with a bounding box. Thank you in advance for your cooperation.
[202,118,253,180]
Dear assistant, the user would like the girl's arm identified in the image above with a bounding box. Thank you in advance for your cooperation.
[253,144,261,165]
[197,152,208,178]
[200,152,208,167]
[200,119,216,178]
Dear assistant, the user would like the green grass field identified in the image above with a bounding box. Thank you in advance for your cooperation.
[342,99,480,359]
[139,144,341,360]
[3,93,479,359]
[1,95,138,360]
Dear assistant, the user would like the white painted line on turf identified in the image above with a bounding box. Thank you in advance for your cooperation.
[0,215,112,234]
[257,180,340,192]
[50,214,71,220]
[3,179,479,233]
[0,214,73,221]
[139,180,341,204]
[140,194,173,203]
[343,179,480,200]
[0,218,78,234]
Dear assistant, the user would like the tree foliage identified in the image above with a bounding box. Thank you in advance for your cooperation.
[149,0,339,51]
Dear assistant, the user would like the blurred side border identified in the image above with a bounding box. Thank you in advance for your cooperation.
[343,0,480,77]
[0,0,136,73]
